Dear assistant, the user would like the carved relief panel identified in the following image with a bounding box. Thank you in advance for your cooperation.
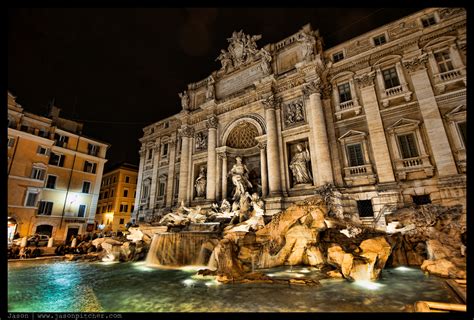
[283,99,306,129]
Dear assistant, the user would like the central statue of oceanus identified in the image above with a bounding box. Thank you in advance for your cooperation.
[228,156,252,201]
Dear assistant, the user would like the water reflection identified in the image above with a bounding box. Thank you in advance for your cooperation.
[8,261,457,312]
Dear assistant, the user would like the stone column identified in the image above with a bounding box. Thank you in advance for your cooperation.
[349,78,359,105]
[395,61,408,91]
[258,142,268,197]
[133,149,146,221]
[221,152,228,200]
[149,138,161,210]
[165,135,177,208]
[178,125,193,205]
[262,95,282,196]
[216,153,222,201]
[403,54,458,176]
[303,80,334,186]
[206,115,218,201]
[355,71,395,183]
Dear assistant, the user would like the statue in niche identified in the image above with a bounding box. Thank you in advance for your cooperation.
[194,166,207,198]
[285,101,304,125]
[289,143,313,185]
[195,132,207,150]
[228,156,252,201]
[178,91,190,111]
[294,103,304,122]
[297,31,316,62]
[205,76,215,100]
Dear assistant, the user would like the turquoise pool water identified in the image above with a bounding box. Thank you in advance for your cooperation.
[8,260,457,312]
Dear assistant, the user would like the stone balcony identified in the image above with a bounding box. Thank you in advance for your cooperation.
[335,99,362,120]
[394,155,434,180]
[381,84,412,107]
[433,67,466,93]
[343,164,377,186]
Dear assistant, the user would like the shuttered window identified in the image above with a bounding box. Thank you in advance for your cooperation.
[398,133,419,159]
[346,144,364,167]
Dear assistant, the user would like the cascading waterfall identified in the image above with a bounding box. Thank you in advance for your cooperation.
[146,232,219,267]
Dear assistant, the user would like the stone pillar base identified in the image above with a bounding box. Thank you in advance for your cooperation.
[264,196,284,215]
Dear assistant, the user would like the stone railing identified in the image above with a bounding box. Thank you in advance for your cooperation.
[385,85,403,97]
[395,155,433,180]
[437,68,462,82]
[339,100,354,110]
[344,164,373,176]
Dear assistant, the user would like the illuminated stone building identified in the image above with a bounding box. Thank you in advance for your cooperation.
[7,91,109,243]
[134,8,466,228]
[95,162,138,233]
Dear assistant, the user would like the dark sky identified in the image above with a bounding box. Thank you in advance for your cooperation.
[8,8,422,167]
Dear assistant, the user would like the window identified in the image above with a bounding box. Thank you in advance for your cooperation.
[333,51,344,63]
[31,167,46,180]
[49,152,65,167]
[112,176,116,183]
[38,201,53,215]
[162,143,169,157]
[78,204,86,217]
[434,50,454,73]
[37,146,49,155]
[46,175,57,189]
[337,82,352,103]
[25,191,38,207]
[147,149,153,160]
[142,184,150,200]
[397,133,419,159]
[158,182,166,196]
[87,143,99,156]
[131,205,135,213]
[373,34,387,46]
[108,204,112,211]
[382,67,400,89]
[110,189,114,197]
[8,137,15,148]
[457,122,466,147]
[83,161,97,174]
[20,125,29,132]
[139,216,145,222]
[134,190,136,198]
[96,206,101,214]
[120,204,129,213]
[8,118,16,129]
[119,218,125,225]
[412,194,431,205]
[421,15,436,28]
[82,181,91,193]
[164,122,169,129]
[102,206,107,213]
[38,130,49,138]
[346,144,364,167]
[125,176,130,183]
[104,191,109,199]
[357,200,374,218]
[123,189,129,197]
[54,134,69,148]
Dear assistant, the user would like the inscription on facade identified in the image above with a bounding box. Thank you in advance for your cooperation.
[216,63,265,99]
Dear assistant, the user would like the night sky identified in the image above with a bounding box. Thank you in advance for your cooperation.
[8,8,423,168]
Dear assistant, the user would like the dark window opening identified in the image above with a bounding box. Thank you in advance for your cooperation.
[347,144,364,167]
[337,82,352,103]
[421,15,436,28]
[458,122,466,147]
[333,51,344,63]
[78,204,86,217]
[357,200,374,218]
[398,133,419,159]
[382,67,400,89]
[119,218,125,225]
[373,34,387,46]
[412,195,431,205]
[46,175,57,189]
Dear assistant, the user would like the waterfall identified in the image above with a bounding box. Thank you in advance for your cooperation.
[146,232,218,267]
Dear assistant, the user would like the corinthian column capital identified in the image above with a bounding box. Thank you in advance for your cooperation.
[402,53,429,73]
[302,79,322,98]
[355,71,376,88]
[206,115,218,129]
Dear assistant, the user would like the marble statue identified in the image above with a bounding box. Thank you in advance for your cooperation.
[195,132,207,150]
[228,156,252,201]
[297,31,316,61]
[178,91,190,110]
[216,49,233,73]
[195,166,207,198]
[289,143,313,184]
[206,76,215,100]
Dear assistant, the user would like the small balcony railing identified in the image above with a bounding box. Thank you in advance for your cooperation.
[339,100,354,110]
[385,85,403,97]
[439,69,462,82]
[344,164,373,176]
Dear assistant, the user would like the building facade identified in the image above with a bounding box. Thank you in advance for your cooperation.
[7,92,110,243]
[133,8,466,227]
[95,163,138,233]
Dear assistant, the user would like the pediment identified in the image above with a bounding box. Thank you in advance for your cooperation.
[387,118,420,130]
[338,130,366,141]
[330,70,355,83]
[446,104,466,116]
[423,36,456,50]
[372,54,402,68]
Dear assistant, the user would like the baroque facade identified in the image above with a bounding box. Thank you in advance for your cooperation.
[133,8,466,227]
[95,162,138,233]
[7,91,109,243]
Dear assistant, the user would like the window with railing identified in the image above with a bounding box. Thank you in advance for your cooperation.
[434,50,454,73]
[346,143,364,167]
[382,67,400,89]
[338,82,352,103]
[397,133,419,159]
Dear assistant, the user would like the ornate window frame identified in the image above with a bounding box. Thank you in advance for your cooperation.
[387,118,433,180]
[338,130,376,186]
[373,55,412,107]
[330,71,362,120]
[424,36,466,93]
[444,104,466,173]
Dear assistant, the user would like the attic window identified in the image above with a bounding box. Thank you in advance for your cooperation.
[333,51,344,63]
[373,34,387,46]
[421,15,437,28]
